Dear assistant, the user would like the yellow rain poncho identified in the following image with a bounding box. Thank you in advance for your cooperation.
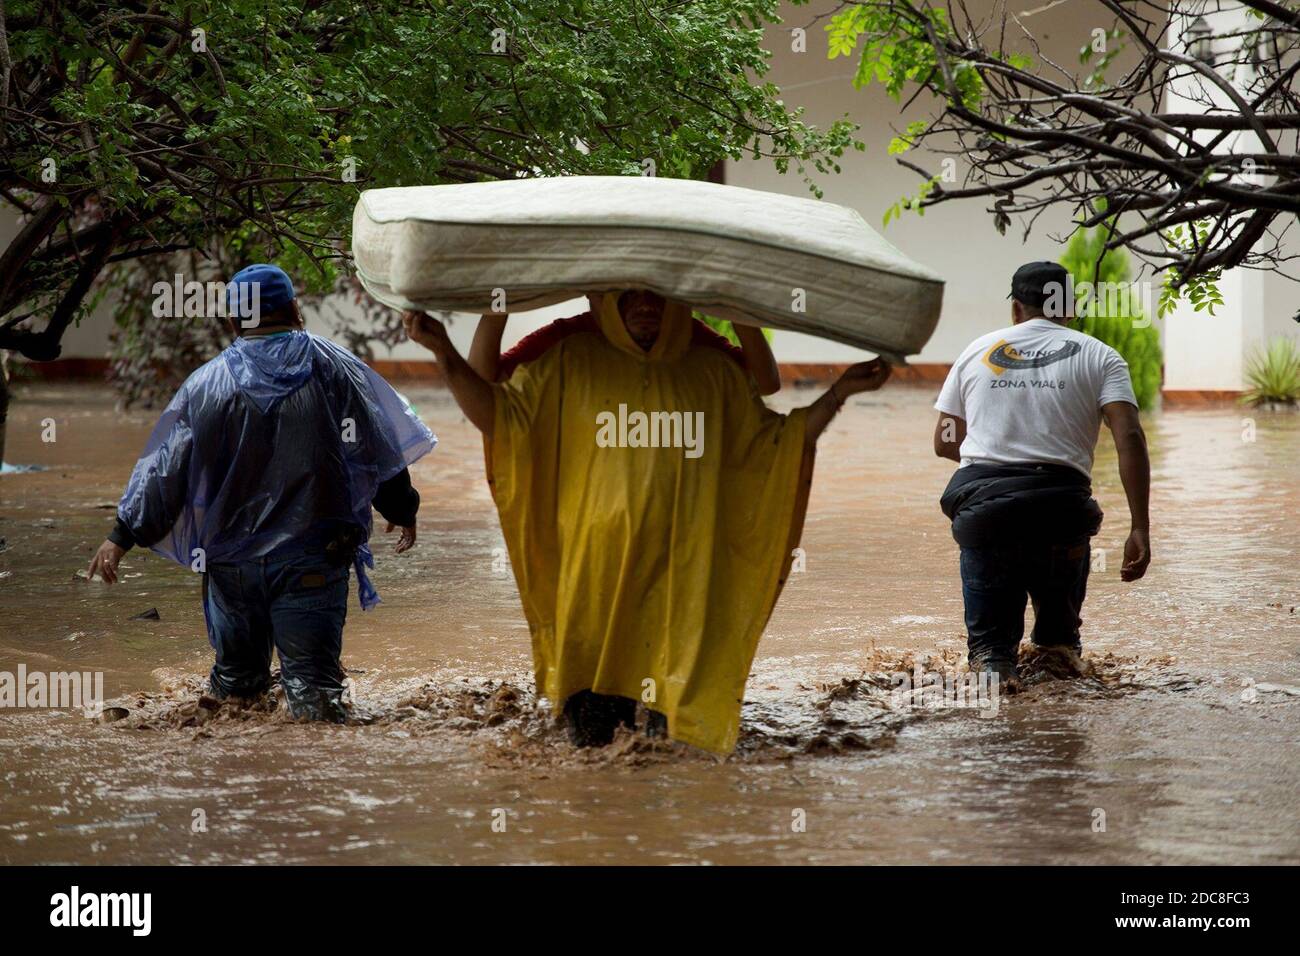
[486,295,812,753]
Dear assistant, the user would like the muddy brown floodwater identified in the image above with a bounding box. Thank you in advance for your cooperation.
[1,382,1297,865]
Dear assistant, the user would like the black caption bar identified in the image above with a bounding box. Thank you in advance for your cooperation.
[0,866,1284,942]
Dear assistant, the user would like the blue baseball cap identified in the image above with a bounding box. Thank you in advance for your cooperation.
[227,264,296,321]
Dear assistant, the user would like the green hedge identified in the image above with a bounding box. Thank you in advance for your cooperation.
[1059,226,1162,410]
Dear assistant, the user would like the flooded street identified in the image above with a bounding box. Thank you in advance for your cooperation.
[1,382,1297,865]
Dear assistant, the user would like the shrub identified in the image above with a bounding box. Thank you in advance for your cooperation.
[1242,338,1300,406]
[1059,225,1163,410]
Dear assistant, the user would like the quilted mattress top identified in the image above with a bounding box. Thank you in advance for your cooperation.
[352,176,944,359]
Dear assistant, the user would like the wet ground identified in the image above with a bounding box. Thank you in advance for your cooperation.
[1,382,1297,864]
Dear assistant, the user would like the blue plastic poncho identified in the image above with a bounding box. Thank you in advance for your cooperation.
[117,331,436,608]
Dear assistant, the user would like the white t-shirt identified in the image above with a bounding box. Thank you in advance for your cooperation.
[934,318,1137,477]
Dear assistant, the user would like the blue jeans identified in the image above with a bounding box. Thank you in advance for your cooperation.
[959,537,1091,668]
[202,546,350,721]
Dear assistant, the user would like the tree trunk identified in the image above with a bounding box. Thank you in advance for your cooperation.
[0,353,9,468]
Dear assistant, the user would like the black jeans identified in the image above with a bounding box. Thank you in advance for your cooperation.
[202,545,350,721]
[959,537,1091,668]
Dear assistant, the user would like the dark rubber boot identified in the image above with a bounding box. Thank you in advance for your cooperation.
[207,671,271,703]
[563,691,636,747]
[283,682,348,723]
[970,652,1018,679]
[969,654,1021,693]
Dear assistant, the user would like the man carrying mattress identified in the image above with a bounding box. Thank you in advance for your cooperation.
[467,298,784,395]
[933,261,1151,686]
[88,264,436,721]
[403,290,889,752]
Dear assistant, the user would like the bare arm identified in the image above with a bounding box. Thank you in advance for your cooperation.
[802,360,891,449]
[732,322,781,395]
[1102,400,1151,581]
[934,412,966,462]
[468,313,508,382]
[402,311,495,436]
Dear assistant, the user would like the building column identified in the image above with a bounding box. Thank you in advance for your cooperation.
[1162,265,1266,396]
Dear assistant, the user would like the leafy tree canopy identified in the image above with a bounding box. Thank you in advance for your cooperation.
[0,0,857,403]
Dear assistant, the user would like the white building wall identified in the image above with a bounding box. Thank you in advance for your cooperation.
[726,0,1122,365]
[1160,2,1298,390]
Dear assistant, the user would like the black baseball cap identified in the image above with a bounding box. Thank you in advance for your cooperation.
[1009,261,1070,311]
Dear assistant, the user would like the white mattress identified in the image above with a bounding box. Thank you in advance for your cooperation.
[352,176,943,361]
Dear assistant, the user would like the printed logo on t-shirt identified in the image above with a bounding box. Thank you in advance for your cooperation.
[981,339,1082,376]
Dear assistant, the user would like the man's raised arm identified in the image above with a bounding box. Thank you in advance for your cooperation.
[1102,400,1151,582]
[732,322,781,395]
[801,359,891,449]
[468,313,508,382]
[403,311,495,437]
